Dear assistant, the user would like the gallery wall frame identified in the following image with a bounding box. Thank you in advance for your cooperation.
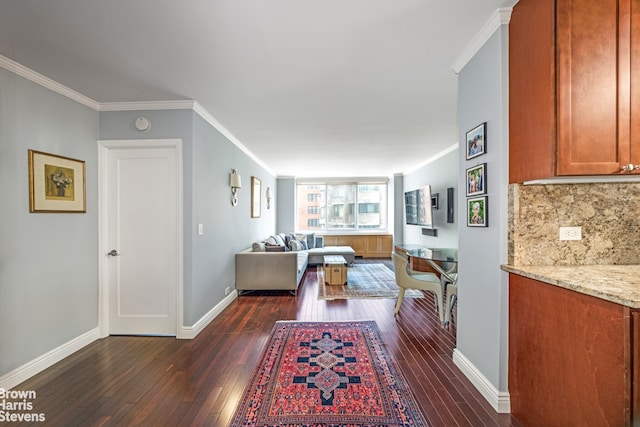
[28,149,86,213]
[251,176,261,218]
[467,195,488,227]
[466,163,487,196]
[466,122,487,160]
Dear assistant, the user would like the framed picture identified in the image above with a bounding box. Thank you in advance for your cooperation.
[466,163,487,196]
[28,149,86,213]
[466,122,486,160]
[251,176,261,218]
[467,196,488,227]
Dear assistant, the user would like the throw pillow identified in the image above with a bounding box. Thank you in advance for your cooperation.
[265,236,278,246]
[274,234,286,247]
[293,234,308,250]
[285,233,296,248]
[306,233,316,249]
[289,240,305,251]
[265,243,285,252]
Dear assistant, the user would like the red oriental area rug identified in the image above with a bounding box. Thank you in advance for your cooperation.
[230,320,428,427]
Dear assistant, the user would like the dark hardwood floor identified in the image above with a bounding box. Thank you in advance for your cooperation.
[8,260,520,426]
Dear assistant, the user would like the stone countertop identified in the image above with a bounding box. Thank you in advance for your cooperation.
[501,264,640,309]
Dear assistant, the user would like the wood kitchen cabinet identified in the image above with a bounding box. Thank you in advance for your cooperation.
[509,0,640,183]
[509,273,638,426]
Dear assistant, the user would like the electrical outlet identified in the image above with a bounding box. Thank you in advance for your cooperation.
[225,286,231,295]
[559,226,582,241]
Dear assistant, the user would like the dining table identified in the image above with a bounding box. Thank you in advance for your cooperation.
[394,243,458,284]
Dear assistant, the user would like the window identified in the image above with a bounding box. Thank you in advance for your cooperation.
[296,180,387,232]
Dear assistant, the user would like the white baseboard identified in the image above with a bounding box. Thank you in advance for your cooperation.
[178,290,237,339]
[0,328,100,391]
[452,348,511,413]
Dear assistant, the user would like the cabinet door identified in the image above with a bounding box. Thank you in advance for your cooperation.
[364,235,393,258]
[509,0,556,183]
[378,235,393,257]
[631,0,640,168]
[556,0,628,175]
[509,274,628,426]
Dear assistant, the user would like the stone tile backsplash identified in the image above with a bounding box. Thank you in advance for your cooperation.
[509,182,640,266]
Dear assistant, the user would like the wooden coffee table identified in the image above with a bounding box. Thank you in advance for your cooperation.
[323,255,348,286]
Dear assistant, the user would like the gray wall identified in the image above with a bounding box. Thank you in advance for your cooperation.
[276,177,296,233]
[393,174,404,241]
[0,69,99,376]
[456,26,510,393]
[401,149,459,247]
[190,114,276,324]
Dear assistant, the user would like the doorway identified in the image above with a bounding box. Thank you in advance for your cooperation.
[98,139,183,337]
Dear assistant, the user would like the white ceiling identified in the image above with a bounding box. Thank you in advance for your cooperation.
[0,0,516,177]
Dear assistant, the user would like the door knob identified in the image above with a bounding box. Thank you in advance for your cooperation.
[107,249,120,256]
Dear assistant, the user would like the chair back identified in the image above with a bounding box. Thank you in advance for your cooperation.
[392,251,444,321]
[392,251,409,277]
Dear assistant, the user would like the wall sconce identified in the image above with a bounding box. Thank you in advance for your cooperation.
[230,169,242,206]
[266,187,272,209]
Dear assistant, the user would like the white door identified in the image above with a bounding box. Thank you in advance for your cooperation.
[103,142,179,336]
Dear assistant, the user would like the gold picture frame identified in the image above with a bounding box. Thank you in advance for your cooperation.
[28,149,86,213]
[251,176,261,218]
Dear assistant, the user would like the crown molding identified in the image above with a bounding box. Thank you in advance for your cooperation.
[451,7,513,74]
[0,54,100,110]
[403,143,458,175]
[98,100,196,111]
[191,102,276,176]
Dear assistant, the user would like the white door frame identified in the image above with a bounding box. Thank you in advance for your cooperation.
[98,139,184,339]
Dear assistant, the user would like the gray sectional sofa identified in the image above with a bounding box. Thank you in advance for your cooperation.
[235,233,355,294]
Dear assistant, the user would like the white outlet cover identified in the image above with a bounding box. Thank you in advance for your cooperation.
[559,226,582,240]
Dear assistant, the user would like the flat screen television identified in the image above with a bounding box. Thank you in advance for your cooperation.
[404,185,433,227]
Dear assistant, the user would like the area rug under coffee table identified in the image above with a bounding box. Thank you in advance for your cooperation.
[319,263,424,300]
[230,320,428,427]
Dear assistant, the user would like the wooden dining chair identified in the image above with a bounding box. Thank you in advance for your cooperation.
[392,251,444,322]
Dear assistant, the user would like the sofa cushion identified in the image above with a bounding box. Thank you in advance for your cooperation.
[296,251,309,273]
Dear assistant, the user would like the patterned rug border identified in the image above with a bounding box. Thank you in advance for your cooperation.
[230,320,428,427]
[319,263,424,301]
